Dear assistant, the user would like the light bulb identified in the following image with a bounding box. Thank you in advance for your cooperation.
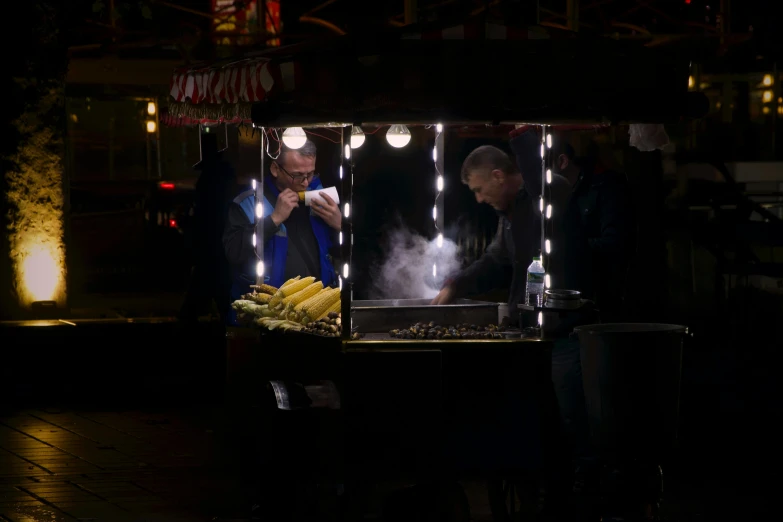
[539,198,544,213]
[339,232,343,245]
[251,179,257,190]
[344,203,350,218]
[343,263,349,279]
[546,205,552,219]
[350,126,365,149]
[282,127,306,149]
[433,147,437,162]
[763,90,773,103]
[546,134,552,148]
[252,233,257,247]
[436,175,444,192]
[339,165,343,179]
[338,276,343,290]
[344,144,351,160]
[386,124,412,148]
[147,101,156,115]
[432,205,437,220]
[540,144,545,158]
[432,264,437,277]
[256,203,263,218]
[538,312,543,326]
[545,274,551,289]
[546,169,552,184]
[256,261,265,277]
[545,239,551,254]
[437,233,443,248]
[436,123,443,132]
[146,120,156,133]
[763,74,773,87]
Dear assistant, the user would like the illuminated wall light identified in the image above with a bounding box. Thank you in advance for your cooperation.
[251,179,257,190]
[256,261,265,277]
[546,204,552,219]
[339,231,343,245]
[432,147,438,162]
[146,120,157,133]
[546,169,552,184]
[255,203,264,218]
[432,264,437,277]
[437,233,443,248]
[436,123,443,132]
[252,233,257,247]
[20,243,63,305]
[342,263,350,279]
[545,273,551,289]
[339,165,343,179]
[763,90,773,103]
[545,239,551,254]
[386,124,412,148]
[763,74,774,87]
[147,101,157,115]
[350,126,365,149]
[546,134,552,148]
[436,175,444,192]
[282,127,306,149]
[432,205,437,220]
[343,203,350,218]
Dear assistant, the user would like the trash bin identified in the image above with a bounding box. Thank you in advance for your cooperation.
[574,323,687,461]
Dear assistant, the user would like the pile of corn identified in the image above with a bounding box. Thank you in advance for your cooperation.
[232,276,342,333]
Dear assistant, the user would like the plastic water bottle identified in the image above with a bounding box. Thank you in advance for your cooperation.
[525,256,545,307]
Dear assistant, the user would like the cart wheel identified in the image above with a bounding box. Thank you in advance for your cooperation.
[487,478,543,522]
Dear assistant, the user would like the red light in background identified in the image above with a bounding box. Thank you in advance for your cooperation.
[685,0,691,4]
[159,182,175,190]
[169,219,177,228]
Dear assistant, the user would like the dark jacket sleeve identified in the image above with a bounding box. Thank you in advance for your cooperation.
[222,202,279,266]
[450,220,512,297]
[588,176,633,258]
[509,128,544,199]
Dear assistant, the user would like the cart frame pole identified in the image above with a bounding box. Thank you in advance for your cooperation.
[255,127,266,285]
[340,126,353,339]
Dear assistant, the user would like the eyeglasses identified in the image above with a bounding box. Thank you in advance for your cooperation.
[275,162,319,184]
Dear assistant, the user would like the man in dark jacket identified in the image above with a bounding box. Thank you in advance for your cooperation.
[509,126,635,321]
[430,143,571,316]
[223,139,340,317]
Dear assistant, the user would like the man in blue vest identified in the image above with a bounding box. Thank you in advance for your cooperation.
[223,139,340,316]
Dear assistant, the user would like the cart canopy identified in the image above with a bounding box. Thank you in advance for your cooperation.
[164,19,706,127]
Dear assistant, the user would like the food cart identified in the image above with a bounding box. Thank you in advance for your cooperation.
[165,20,702,521]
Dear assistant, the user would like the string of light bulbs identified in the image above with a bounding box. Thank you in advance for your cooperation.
[538,125,554,327]
[432,123,444,280]
[254,127,267,284]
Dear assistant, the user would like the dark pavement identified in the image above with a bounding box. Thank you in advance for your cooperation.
[1,296,777,521]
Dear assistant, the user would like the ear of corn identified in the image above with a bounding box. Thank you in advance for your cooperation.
[294,287,329,313]
[316,299,342,321]
[283,281,323,309]
[303,289,341,324]
[270,276,315,307]
[250,293,272,304]
[280,276,301,289]
[251,284,278,295]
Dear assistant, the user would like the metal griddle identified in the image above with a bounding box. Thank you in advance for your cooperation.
[351,298,499,333]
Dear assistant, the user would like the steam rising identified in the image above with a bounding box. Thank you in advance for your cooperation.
[370,227,462,300]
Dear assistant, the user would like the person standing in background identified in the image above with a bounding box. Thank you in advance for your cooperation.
[179,131,236,325]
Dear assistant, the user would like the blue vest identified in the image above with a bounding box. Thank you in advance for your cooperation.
[230,177,337,305]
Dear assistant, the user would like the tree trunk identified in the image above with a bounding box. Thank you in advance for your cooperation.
[1,1,69,318]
